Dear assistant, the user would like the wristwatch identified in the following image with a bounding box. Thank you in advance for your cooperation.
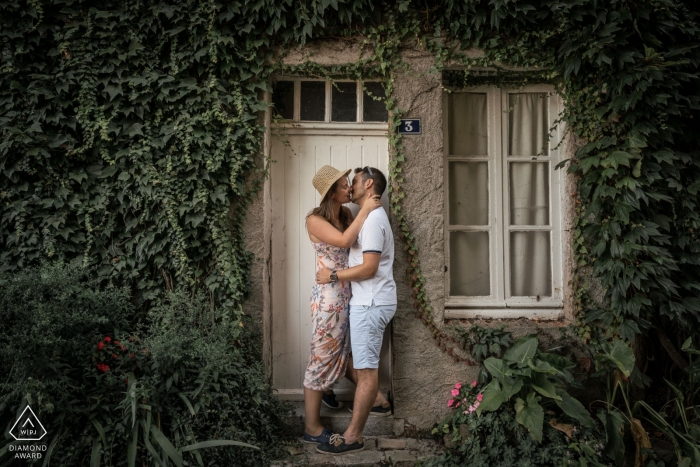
[330,270,338,283]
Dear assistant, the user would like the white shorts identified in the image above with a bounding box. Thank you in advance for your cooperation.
[349,302,396,369]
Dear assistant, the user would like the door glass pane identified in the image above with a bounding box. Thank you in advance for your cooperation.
[508,93,549,156]
[449,161,488,225]
[300,81,325,121]
[272,81,294,120]
[449,93,487,156]
[363,82,387,122]
[510,231,551,297]
[450,231,490,296]
[332,82,357,122]
[509,162,549,226]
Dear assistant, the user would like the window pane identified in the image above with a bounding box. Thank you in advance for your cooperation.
[272,81,294,120]
[449,93,487,156]
[363,82,387,122]
[300,81,325,121]
[510,231,551,297]
[508,93,549,156]
[449,161,488,226]
[509,162,549,226]
[450,232,490,296]
[332,82,357,122]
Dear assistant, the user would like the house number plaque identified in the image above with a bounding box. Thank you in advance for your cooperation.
[399,119,421,135]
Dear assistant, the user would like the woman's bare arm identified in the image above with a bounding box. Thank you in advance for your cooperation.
[306,197,381,248]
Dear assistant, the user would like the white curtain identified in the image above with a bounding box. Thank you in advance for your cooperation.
[449,93,488,155]
[509,94,551,297]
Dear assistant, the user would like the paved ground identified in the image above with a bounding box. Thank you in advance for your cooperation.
[272,437,444,467]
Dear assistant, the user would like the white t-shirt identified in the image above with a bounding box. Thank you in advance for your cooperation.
[348,208,396,306]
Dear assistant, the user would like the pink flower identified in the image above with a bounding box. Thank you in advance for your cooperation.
[451,388,460,397]
[467,404,476,413]
[448,399,454,407]
[471,380,477,387]
[474,401,480,409]
[477,393,483,402]
[454,382,462,390]
[454,400,460,408]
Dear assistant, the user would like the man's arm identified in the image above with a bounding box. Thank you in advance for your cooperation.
[316,253,380,284]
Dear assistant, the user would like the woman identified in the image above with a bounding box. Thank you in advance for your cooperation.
[301,165,381,444]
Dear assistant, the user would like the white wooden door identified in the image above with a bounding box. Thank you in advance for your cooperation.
[270,131,392,400]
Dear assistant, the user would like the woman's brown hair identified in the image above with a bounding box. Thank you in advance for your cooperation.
[306,180,352,232]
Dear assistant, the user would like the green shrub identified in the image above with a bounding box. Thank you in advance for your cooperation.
[0,262,291,466]
[425,380,612,467]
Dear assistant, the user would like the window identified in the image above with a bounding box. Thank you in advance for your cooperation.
[271,79,388,123]
[443,85,564,318]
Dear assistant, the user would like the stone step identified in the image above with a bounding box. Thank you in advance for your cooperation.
[286,402,398,437]
[273,437,444,467]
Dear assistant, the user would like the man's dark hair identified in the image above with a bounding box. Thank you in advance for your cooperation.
[354,166,387,197]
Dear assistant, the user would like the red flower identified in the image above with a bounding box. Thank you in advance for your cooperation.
[114,340,121,346]
[97,363,109,373]
[119,345,126,351]
[96,342,105,350]
[113,354,118,359]
[103,336,112,342]
[129,353,135,358]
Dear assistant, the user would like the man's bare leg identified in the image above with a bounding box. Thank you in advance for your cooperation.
[343,368,377,444]
[346,356,388,407]
[304,387,325,436]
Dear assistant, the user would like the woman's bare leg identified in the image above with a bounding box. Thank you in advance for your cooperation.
[304,387,325,436]
[346,355,388,406]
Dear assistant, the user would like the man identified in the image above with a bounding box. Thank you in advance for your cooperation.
[315,166,396,455]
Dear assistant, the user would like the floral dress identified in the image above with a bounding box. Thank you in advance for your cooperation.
[303,242,351,391]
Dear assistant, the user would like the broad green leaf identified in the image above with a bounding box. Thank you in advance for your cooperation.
[503,335,538,364]
[598,409,625,464]
[597,339,635,377]
[501,376,524,400]
[484,357,511,382]
[476,379,506,415]
[531,373,561,400]
[554,389,594,428]
[42,432,59,467]
[180,440,260,452]
[537,353,576,371]
[515,392,544,442]
[527,359,560,375]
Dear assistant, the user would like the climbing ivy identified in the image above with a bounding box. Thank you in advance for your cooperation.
[1,0,699,369]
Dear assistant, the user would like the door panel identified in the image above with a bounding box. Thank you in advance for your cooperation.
[270,133,391,399]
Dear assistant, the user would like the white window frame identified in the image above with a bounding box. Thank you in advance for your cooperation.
[271,77,388,131]
[443,84,564,319]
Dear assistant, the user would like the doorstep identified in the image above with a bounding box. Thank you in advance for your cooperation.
[285,401,398,437]
[272,436,444,467]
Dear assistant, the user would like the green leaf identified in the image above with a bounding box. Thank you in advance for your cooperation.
[42,432,60,467]
[501,376,524,400]
[527,359,560,375]
[90,439,101,467]
[484,357,511,382]
[598,409,625,464]
[503,335,538,364]
[90,419,107,447]
[531,373,561,400]
[554,389,595,428]
[597,340,635,377]
[150,424,183,467]
[127,422,138,467]
[178,391,196,416]
[180,440,260,452]
[515,392,544,442]
[476,379,506,415]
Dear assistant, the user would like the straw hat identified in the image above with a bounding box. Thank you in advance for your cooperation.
[312,165,351,200]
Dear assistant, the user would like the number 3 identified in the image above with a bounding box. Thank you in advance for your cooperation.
[404,121,413,132]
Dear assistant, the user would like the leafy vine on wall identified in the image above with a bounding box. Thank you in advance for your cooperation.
[1,1,699,367]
